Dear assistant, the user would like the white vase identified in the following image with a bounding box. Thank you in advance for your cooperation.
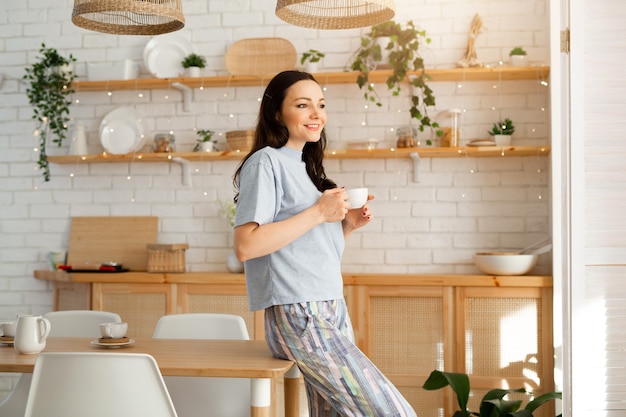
[200,141,214,152]
[186,67,201,77]
[227,251,244,273]
[305,62,318,73]
[494,134,512,146]
[510,55,528,67]
[69,124,87,155]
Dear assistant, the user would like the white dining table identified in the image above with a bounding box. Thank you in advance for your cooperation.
[0,337,301,417]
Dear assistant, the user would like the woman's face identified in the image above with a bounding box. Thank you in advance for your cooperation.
[278,79,326,151]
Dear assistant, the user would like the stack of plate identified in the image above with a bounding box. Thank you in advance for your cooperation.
[143,34,193,78]
[99,107,146,154]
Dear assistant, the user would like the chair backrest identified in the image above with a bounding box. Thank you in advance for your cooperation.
[24,352,177,417]
[152,313,250,417]
[0,310,122,417]
[44,310,122,338]
[152,313,249,340]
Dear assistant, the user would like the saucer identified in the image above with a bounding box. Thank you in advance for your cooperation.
[90,338,135,348]
[0,336,14,345]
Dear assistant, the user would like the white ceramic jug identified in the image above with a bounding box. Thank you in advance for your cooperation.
[14,314,51,354]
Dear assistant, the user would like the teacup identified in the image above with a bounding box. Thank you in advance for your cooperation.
[99,322,128,339]
[346,188,369,209]
[1,322,16,338]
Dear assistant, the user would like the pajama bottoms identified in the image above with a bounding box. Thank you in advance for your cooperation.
[265,299,417,417]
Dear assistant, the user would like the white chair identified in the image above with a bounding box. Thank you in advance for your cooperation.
[24,352,177,417]
[152,313,251,417]
[0,310,121,417]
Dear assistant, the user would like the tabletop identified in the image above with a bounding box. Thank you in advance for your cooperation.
[0,337,294,378]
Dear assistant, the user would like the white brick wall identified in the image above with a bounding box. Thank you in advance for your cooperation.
[0,0,549,321]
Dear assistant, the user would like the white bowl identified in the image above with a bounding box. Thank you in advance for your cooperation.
[473,253,538,276]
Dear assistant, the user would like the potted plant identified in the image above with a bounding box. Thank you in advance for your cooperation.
[349,20,440,145]
[300,49,325,73]
[181,53,206,77]
[422,370,562,417]
[193,129,216,152]
[509,46,528,67]
[488,118,515,146]
[23,43,77,182]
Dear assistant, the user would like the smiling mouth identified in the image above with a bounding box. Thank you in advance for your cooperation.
[306,124,320,130]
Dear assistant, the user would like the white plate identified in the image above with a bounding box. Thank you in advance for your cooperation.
[90,338,135,348]
[467,140,496,147]
[143,34,192,78]
[99,107,146,154]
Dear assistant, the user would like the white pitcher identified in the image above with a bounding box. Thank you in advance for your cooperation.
[14,314,51,354]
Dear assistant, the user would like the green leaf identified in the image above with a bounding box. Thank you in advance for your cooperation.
[524,392,562,412]
[423,370,470,416]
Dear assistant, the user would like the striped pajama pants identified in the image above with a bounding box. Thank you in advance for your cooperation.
[265,299,417,417]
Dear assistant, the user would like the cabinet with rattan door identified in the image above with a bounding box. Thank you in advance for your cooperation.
[342,274,554,417]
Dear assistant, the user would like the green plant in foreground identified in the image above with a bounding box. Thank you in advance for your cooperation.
[181,53,206,69]
[23,43,77,182]
[423,370,562,417]
[488,118,515,136]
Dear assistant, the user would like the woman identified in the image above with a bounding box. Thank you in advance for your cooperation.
[233,70,416,417]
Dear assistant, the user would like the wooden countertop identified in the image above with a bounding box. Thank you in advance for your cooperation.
[34,270,552,287]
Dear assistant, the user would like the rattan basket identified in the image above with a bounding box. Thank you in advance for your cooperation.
[226,130,255,152]
[147,243,189,273]
[225,38,296,77]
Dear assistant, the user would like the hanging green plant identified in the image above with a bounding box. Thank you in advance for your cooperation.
[23,43,76,181]
[349,20,440,143]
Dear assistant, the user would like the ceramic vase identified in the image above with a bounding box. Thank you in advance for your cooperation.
[200,141,214,152]
[186,67,201,77]
[69,124,87,155]
[227,251,243,273]
[494,134,512,146]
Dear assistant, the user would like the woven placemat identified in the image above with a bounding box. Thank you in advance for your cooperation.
[225,38,297,77]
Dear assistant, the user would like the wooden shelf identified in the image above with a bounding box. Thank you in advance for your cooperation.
[46,146,550,165]
[72,66,550,92]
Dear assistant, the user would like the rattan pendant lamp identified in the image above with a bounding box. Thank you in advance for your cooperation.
[275,0,395,30]
[72,0,185,35]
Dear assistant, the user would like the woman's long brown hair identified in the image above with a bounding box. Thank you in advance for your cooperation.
[232,70,336,203]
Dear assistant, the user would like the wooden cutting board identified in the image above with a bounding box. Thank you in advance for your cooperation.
[67,217,158,271]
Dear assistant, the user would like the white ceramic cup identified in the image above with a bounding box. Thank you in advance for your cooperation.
[1,322,16,337]
[347,188,369,209]
[47,251,66,270]
[99,322,128,339]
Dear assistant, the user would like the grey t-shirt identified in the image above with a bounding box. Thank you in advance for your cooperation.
[235,146,345,311]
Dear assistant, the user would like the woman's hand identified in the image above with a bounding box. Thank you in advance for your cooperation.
[316,188,350,223]
[343,194,374,237]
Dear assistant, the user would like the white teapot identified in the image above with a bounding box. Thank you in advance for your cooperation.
[14,314,51,354]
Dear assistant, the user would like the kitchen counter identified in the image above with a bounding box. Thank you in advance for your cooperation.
[34,270,551,287]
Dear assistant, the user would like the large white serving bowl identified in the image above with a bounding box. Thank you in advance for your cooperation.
[473,253,539,276]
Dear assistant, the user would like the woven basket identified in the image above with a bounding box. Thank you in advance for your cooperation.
[225,38,297,77]
[226,130,255,152]
[147,243,189,273]
[72,0,184,35]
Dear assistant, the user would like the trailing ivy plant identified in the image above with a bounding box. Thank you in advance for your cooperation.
[23,43,76,181]
[349,20,440,143]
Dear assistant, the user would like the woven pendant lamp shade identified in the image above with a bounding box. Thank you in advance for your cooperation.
[276,0,395,30]
[72,0,185,35]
